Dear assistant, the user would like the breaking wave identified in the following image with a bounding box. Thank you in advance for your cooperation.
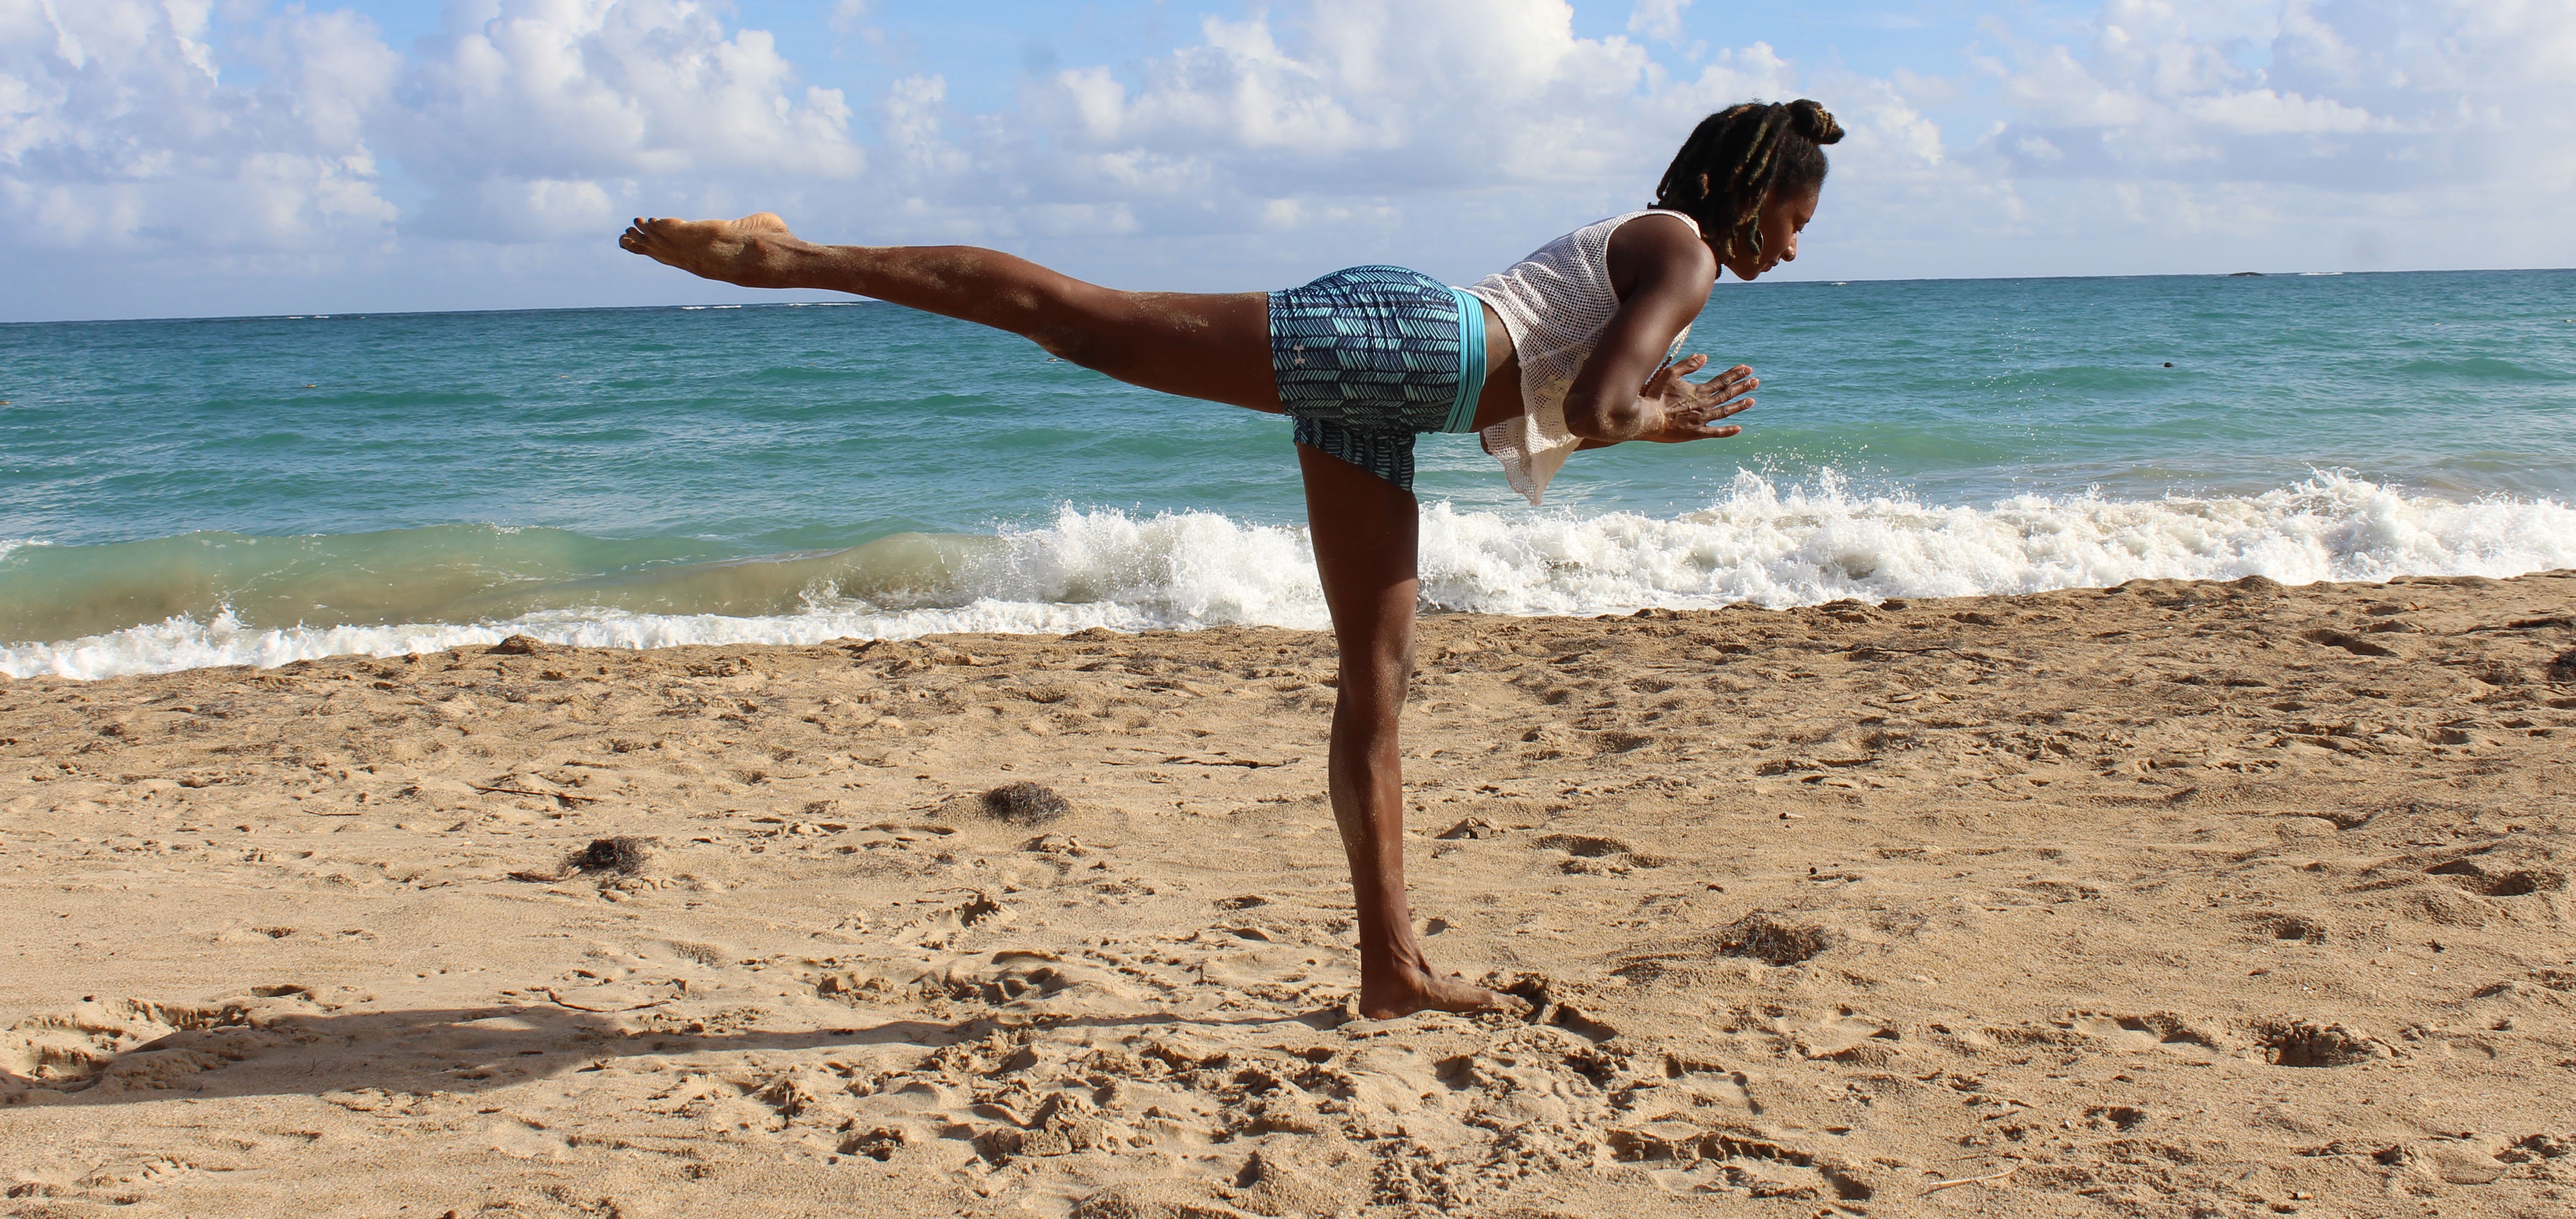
[6,471,2570,680]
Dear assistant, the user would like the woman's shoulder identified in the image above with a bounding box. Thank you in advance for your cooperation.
[1608,210,1707,253]
[1583,208,1701,239]
[1606,211,1717,291]
[1492,210,1696,274]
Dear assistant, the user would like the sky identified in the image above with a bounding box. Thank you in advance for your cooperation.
[3,0,2570,321]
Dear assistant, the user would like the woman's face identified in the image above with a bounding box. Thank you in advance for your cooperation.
[1719,185,1820,282]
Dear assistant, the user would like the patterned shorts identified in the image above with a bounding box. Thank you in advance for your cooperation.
[1269,266,1489,491]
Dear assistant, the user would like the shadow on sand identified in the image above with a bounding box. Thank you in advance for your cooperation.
[3,1000,1339,1107]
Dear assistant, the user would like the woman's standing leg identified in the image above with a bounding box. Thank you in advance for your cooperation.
[1299,444,1516,1020]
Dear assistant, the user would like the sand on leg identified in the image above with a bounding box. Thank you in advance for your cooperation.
[619,214,1277,411]
[1299,444,1517,1020]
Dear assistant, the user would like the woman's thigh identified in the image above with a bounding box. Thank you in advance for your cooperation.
[1031,286,1279,413]
[1298,442,1419,677]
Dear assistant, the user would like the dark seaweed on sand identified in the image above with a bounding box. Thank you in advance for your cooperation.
[1717,912,1835,965]
[982,782,1072,825]
[572,836,651,875]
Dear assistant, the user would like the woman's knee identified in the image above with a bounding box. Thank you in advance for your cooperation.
[1333,686,1407,744]
[1337,644,1415,710]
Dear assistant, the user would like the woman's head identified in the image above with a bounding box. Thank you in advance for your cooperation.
[1652,99,1842,280]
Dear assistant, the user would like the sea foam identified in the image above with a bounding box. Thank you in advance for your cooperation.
[6,472,2569,681]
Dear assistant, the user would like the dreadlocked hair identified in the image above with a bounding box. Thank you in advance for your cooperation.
[1652,99,1843,260]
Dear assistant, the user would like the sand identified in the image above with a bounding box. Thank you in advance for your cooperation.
[3,571,2572,1218]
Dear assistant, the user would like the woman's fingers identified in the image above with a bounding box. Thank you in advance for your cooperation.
[1640,359,1758,442]
[1686,389,1754,422]
[1675,397,1751,439]
[1655,362,1756,442]
[1703,366,1756,394]
[1639,403,1751,443]
[1648,355,1721,397]
[1704,398,1752,425]
[1689,369,1756,408]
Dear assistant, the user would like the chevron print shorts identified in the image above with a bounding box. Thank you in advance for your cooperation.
[1269,266,1489,491]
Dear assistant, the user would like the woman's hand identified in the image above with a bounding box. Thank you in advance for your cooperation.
[1630,354,1756,443]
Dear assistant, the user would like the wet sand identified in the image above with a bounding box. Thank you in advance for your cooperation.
[3,571,2572,1217]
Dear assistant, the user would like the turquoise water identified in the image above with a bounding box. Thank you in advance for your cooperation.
[5,269,2574,677]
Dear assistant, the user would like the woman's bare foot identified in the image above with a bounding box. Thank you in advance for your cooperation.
[1358,958,1530,1021]
[618,213,803,288]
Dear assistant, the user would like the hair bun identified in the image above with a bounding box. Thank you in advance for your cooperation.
[1787,99,1843,145]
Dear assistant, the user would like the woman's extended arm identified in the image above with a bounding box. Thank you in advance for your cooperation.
[1558,214,1757,445]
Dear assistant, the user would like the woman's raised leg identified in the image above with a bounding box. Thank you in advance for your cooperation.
[1298,444,1519,1021]
[619,213,1277,411]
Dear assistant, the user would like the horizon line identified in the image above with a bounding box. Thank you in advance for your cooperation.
[6,264,2571,328]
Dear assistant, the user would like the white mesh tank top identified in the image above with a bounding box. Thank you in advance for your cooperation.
[1465,209,1701,504]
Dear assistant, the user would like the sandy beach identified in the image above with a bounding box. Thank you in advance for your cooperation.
[3,571,2571,1218]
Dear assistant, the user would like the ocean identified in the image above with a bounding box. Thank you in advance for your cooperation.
[5,268,2573,680]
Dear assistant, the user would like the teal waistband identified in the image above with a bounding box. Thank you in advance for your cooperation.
[1442,287,1488,434]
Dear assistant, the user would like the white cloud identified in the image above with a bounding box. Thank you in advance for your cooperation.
[909,0,1819,277]
[0,0,399,254]
[1833,75,1945,169]
[1023,0,1677,190]
[1626,0,1690,45]
[0,0,868,264]
[4,0,2572,318]
[767,0,1756,261]
[2181,88,2379,136]
[1794,0,2563,277]
[393,0,863,239]
[1982,0,2573,191]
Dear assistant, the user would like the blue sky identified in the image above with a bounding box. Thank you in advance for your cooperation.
[4,1,2568,321]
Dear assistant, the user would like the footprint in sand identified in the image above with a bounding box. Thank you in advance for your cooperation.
[1784,1011,1904,1064]
[2276,916,2333,945]
[2426,859,2567,897]
[1529,832,1671,875]
[1646,1054,1762,1116]
[936,950,1143,1007]
[1532,833,1632,856]
[2065,1014,2222,1060]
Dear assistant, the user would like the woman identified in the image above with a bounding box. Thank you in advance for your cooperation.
[621,99,1842,1019]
